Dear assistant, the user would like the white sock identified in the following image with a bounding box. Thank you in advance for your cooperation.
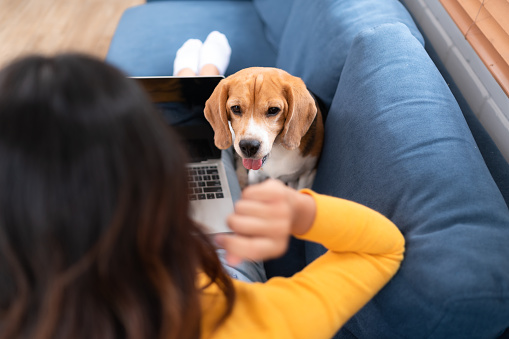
[173,39,203,76]
[198,31,231,75]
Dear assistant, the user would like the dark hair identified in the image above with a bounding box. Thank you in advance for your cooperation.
[0,54,234,339]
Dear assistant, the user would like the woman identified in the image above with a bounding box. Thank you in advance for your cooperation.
[0,53,404,339]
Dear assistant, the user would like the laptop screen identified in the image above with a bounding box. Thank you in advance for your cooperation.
[134,76,224,162]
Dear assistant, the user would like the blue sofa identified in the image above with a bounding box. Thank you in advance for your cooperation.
[107,0,509,337]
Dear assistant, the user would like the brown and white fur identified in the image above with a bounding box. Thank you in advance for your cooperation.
[204,67,324,190]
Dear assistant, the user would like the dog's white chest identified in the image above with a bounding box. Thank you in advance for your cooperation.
[249,144,318,189]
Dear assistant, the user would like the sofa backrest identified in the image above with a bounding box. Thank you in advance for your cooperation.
[266,0,422,109]
[252,0,294,50]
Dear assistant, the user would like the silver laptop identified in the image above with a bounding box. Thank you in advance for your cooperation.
[133,75,234,234]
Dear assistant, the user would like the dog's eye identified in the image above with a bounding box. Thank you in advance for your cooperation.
[267,107,280,116]
[231,105,242,115]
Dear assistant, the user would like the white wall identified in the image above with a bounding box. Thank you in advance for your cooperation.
[402,0,509,163]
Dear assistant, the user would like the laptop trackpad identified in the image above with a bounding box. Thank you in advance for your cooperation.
[190,199,234,234]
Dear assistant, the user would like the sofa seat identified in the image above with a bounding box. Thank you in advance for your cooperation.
[107,1,277,76]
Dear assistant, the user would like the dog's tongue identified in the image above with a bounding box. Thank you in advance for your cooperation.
[243,158,263,170]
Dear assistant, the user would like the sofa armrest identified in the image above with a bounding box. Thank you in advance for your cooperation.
[311,22,509,338]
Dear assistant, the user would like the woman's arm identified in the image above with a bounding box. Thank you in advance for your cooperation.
[214,179,405,338]
[215,179,403,264]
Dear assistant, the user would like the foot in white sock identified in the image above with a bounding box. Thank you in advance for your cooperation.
[199,31,231,75]
[173,39,203,76]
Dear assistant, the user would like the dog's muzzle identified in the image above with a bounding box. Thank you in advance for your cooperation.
[239,139,260,158]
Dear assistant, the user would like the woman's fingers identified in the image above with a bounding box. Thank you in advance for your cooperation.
[216,179,300,264]
[227,213,289,238]
[241,179,288,202]
[214,232,288,264]
[231,200,289,228]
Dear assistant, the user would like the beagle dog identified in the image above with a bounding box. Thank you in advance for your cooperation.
[204,67,324,189]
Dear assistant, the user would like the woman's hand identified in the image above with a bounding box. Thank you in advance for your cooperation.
[214,179,316,266]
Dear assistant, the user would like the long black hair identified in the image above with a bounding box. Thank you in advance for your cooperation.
[0,54,234,339]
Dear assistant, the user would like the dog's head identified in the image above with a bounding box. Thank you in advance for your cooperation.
[204,67,317,170]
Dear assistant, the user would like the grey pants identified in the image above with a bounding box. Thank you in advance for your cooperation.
[218,148,267,283]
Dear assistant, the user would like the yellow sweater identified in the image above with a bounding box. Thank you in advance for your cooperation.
[200,190,405,339]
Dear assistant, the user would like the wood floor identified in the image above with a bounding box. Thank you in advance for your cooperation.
[0,0,144,68]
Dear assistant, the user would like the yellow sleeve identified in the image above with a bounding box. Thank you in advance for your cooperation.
[204,190,405,339]
[265,190,405,338]
[296,189,405,259]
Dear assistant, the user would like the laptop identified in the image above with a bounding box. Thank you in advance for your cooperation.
[133,75,234,234]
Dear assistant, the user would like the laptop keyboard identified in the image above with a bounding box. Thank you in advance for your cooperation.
[187,165,224,200]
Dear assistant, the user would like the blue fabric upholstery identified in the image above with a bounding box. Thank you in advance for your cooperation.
[252,0,294,51]
[107,1,276,76]
[422,33,509,208]
[107,0,509,336]
[276,0,423,108]
[311,22,509,338]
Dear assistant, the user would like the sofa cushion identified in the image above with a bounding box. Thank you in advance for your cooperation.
[311,22,509,338]
[276,0,423,109]
[107,1,276,76]
[252,0,295,51]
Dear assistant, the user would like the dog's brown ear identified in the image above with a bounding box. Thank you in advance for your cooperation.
[204,79,232,149]
[280,78,317,150]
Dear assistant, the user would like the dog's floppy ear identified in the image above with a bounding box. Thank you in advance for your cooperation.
[280,78,317,150]
[204,79,232,149]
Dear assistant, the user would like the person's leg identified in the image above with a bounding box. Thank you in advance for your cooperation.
[220,148,267,283]
[217,249,267,283]
[174,31,231,76]
[177,68,197,77]
[199,64,220,76]
[173,39,202,76]
[198,31,231,76]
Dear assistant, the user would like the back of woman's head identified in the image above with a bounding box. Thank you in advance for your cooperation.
[0,54,233,339]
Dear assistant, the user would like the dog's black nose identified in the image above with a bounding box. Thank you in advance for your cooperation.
[239,139,261,158]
